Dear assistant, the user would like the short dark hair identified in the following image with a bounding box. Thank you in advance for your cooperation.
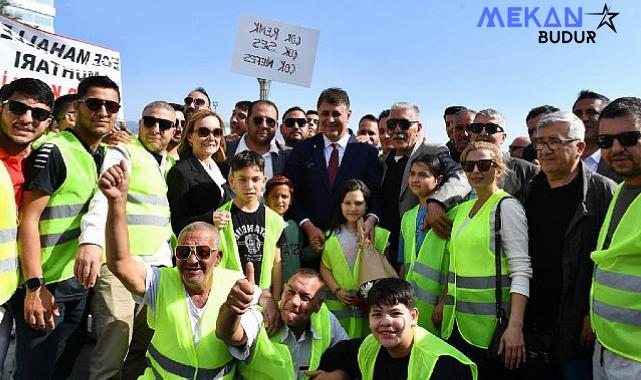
[573,90,610,109]
[283,106,305,121]
[77,75,120,101]
[368,278,416,309]
[169,102,184,112]
[189,87,211,105]
[306,110,318,116]
[231,150,265,173]
[248,100,279,121]
[53,94,80,123]
[410,153,445,180]
[599,97,641,122]
[235,100,252,112]
[443,106,466,119]
[378,109,390,120]
[1,78,54,107]
[317,88,350,109]
[359,114,378,126]
[526,105,560,122]
[265,175,293,197]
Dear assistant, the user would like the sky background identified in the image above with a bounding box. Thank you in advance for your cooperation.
[55,0,641,146]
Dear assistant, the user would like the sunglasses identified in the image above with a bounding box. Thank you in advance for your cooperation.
[462,159,496,172]
[175,245,216,260]
[142,116,174,131]
[386,118,419,131]
[283,118,306,128]
[596,131,641,149]
[184,96,207,107]
[82,98,121,114]
[466,123,504,134]
[252,116,277,128]
[3,100,51,122]
[358,130,377,136]
[196,126,223,138]
[175,119,185,128]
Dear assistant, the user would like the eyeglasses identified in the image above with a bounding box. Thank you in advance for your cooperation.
[596,131,641,149]
[82,98,121,114]
[533,138,579,151]
[283,118,306,128]
[175,119,185,128]
[386,118,419,131]
[184,96,207,107]
[196,126,223,138]
[466,123,504,134]
[252,116,277,128]
[3,100,51,122]
[175,245,216,260]
[357,130,377,136]
[462,159,496,172]
[142,116,174,131]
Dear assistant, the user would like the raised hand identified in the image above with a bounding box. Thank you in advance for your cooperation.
[99,160,129,202]
[225,262,256,315]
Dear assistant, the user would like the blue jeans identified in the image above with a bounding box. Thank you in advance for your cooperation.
[11,289,87,379]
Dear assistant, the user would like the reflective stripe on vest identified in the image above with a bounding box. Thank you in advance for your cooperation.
[37,132,98,285]
[0,227,17,244]
[147,344,234,379]
[0,162,18,304]
[216,200,284,289]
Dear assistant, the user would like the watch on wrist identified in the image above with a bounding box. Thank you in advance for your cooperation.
[26,277,44,291]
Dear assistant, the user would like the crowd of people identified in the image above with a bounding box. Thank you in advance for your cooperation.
[0,74,640,380]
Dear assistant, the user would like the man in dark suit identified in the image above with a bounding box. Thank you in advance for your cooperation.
[284,88,382,255]
[225,100,289,180]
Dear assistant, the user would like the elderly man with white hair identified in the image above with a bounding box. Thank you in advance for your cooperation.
[521,111,616,378]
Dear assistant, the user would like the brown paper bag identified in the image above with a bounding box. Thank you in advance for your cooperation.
[356,220,398,288]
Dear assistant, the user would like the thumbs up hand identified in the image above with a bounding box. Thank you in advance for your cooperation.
[225,262,256,315]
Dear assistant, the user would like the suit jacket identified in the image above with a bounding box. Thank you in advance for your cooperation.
[596,156,622,183]
[225,137,290,178]
[166,154,229,235]
[284,132,382,230]
[382,140,471,216]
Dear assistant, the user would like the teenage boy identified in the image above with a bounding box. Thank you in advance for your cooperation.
[308,278,477,380]
[213,150,284,332]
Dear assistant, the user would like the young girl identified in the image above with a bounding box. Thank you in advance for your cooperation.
[265,176,303,284]
[320,179,390,338]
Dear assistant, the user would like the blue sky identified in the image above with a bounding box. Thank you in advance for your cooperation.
[56,0,641,145]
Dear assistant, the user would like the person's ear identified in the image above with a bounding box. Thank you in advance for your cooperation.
[576,140,586,157]
[411,307,419,326]
[436,175,444,187]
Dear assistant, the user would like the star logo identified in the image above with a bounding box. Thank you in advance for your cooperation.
[586,3,620,33]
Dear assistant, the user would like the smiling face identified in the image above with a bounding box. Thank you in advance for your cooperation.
[280,274,324,330]
[358,119,380,146]
[471,114,506,147]
[228,164,266,205]
[248,102,278,146]
[187,115,222,160]
[230,106,248,136]
[463,148,502,191]
[76,86,119,138]
[408,161,441,199]
[369,302,418,354]
[0,92,51,150]
[176,228,221,289]
[389,107,421,153]
[341,189,367,225]
[319,102,351,142]
[600,115,641,180]
[266,184,292,216]
[138,106,175,154]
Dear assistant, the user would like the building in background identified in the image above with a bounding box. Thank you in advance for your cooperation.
[4,0,55,33]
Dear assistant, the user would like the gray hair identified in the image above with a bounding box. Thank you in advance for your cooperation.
[142,100,175,116]
[454,108,477,119]
[177,222,220,247]
[536,111,585,141]
[390,102,420,119]
[475,109,506,129]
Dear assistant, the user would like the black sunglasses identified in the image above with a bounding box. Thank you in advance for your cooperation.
[466,123,504,134]
[386,118,419,131]
[252,116,277,128]
[196,126,223,138]
[142,116,174,131]
[175,119,185,128]
[82,98,121,114]
[184,96,207,107]
[596,131,641,149]
[462,159,496,172]
[175,245,216,260]
[283,118,306,128]
[3,100,51,122]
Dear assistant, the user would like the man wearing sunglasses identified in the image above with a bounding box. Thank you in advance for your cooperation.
[184,87,211,120]
[280,106,309,148]
[469,109,538,201]
[0,77,54,376]
[13,75,119,379]
[590,97,641,379]
[78,101,176,379]
[98,162,263,379]
[523,111,615,378]
[226,99,289,180]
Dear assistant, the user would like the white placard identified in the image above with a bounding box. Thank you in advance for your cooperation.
[231,14,319,88]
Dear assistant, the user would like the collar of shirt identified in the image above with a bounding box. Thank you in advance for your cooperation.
[583,149,601,172]
[236,134,279,155]
[278,322,321,344]
[322,132,350,151]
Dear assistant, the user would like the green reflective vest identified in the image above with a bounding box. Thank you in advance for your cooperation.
[38,131,98,285]
[590,184,641,363]
[142,266,242,379]
[121,138,172,256]
[238,303,333,380]
[0,163,18,304]
[441,191,511,348]
[217,200,284,290]
[357,326,477,380]
[322,226,390,338]
[404,206,458,335]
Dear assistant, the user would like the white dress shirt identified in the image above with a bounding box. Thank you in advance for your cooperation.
[234,135,280,180]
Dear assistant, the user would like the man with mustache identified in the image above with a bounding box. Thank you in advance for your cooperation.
[451,108,476,163]
[281,106,309,148]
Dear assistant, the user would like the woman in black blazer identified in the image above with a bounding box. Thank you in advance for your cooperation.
[167,109,230,235]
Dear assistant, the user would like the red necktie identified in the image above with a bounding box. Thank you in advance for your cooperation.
[328,143,339,188]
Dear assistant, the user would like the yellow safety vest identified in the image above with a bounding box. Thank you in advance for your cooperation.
[0,163,18,304]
